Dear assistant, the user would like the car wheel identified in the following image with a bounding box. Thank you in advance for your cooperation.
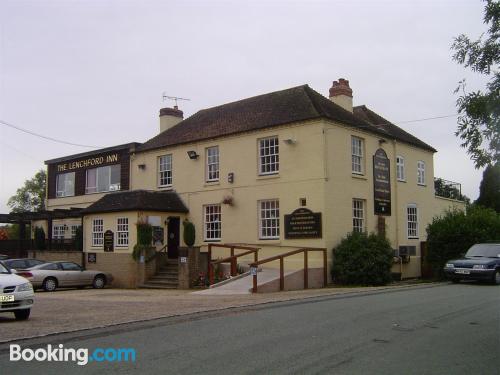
[42,277,58,292]
[492,270,500,285]
[92,275,106,289]
[14,309,30,320]
[451,278,460,284]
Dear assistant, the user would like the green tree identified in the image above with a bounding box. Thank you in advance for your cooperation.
[451,0,499,168]
[476,162,500,212]
[7,169,46,213]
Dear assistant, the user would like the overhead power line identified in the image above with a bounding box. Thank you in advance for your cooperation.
[396,114,458,124]
[0,120,101,149]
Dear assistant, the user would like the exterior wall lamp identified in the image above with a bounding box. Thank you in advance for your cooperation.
[379,139,387,145]
[283,138,296,145]
[187,151,199,160]
[138,164,146,170]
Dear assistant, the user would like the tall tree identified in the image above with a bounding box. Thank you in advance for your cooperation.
[476,162,500,212]
[451,0,499,168]
[7,169,47,213]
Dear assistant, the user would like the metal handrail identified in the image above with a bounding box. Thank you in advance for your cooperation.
[208,244,260,284]
[249,248,327,293]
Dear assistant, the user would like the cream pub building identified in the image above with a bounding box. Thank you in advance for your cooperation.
[39,78,465,287]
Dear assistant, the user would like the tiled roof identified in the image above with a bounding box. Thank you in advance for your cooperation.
[352,105,436,152]
[137,85,436,153]
[82,190,189,214]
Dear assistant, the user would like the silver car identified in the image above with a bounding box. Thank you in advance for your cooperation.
[21,261,113,292]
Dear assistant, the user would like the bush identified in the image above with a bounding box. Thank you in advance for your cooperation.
[136,222,153,246]
[74,226,83,251]
[183,220,195,247]
[426,206,500,278]
[332,232,393,286]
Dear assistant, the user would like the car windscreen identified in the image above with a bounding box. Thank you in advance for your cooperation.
[465,244,500,258]
[0,262,10,274]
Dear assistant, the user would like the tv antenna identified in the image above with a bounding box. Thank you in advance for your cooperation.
[162,93,190,108]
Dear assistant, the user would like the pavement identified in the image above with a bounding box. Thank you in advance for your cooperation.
[0,282,435,343]
[1,282,499,374]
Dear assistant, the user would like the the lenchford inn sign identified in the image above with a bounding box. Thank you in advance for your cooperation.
[284,208,322,239]
[373,149,391,215]
[56,154,120,172]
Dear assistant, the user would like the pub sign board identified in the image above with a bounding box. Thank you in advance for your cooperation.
[284,208,322,239]
[104,230,114,252]
[373,148,391,215]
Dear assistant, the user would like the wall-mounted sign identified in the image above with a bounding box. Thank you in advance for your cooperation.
[373,149,391,215]
[87,253,96,263]
[180,257,187,264]
[104,230,114,252]
[56,153,119,172]
[284,208,322,239]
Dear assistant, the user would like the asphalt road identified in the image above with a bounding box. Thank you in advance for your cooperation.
[1,283,499,374]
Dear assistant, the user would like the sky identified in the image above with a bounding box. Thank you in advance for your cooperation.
[0,0,491,213]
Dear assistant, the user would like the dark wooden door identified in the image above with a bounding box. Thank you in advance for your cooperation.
[167,217,180,259]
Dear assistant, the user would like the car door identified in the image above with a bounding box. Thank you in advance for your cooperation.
[59,262,84,286]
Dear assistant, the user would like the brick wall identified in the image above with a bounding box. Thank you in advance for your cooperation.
[85,253,138,288]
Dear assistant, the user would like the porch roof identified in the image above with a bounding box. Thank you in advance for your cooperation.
[81,190,189,215]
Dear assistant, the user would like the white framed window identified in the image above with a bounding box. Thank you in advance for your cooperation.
[351,136,364,174]
[259,137,279,175]
[259,199,280,239]
[92,218,104,247]
[396,156,405,181]
[70,225,80,239]
[53,224,66,240]
[86,165,121,194]
[417,161,426,185]
[158,154,173,187]
[407,205,419,239]
[116,217,129,247]
[56,172,75,197]
[204,204,221,241]
[206,146,219,182]
[352,199,365,232]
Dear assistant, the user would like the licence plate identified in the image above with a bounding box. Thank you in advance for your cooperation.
[0,295,14,302]
[455,269,470,275]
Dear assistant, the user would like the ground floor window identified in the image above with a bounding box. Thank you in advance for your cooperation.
[407,204,418,238]
[352,199,365,232]
[92,218,104,246]
[53,224,65,240]
[70,225,80,239]
[204,204,221,241]
[116,217,129,247]
[259,199,280,239]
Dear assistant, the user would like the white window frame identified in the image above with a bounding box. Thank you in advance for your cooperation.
[85,165,121,194]
[92,218,104,247]
[56,172,75,197]
[258,136,279,175]
[396,156,406,181]
[352,199,365,233]
[70,225,80,239]
[53,224,66,240]
[351,136,364,174]
[206,146,220,182]
[116,217,129,247]
[259,199,280,240]
[158,154,173,187]
[417,161,426,185]
[204,204,221,241]
[407,204,419,239]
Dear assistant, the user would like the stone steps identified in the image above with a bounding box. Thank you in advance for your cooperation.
[139,260,179,289]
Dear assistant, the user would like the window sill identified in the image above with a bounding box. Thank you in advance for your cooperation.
[407,237,419,240]
[257,174,280,180]
[204,181,220,187]
[417,184,427,187]
[204,239,221,243]
[397,179,407,183]
[158,185,173,190]
[351,174,367,180]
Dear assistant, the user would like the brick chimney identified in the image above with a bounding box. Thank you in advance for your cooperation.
[329,78,353,113]
[159,106,183,133]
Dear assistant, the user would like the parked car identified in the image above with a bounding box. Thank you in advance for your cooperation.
[0,261,34,320]
[4,258,45,270]
[0,254,8,260]
[444,243,500,284]
[23,261,113,292]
